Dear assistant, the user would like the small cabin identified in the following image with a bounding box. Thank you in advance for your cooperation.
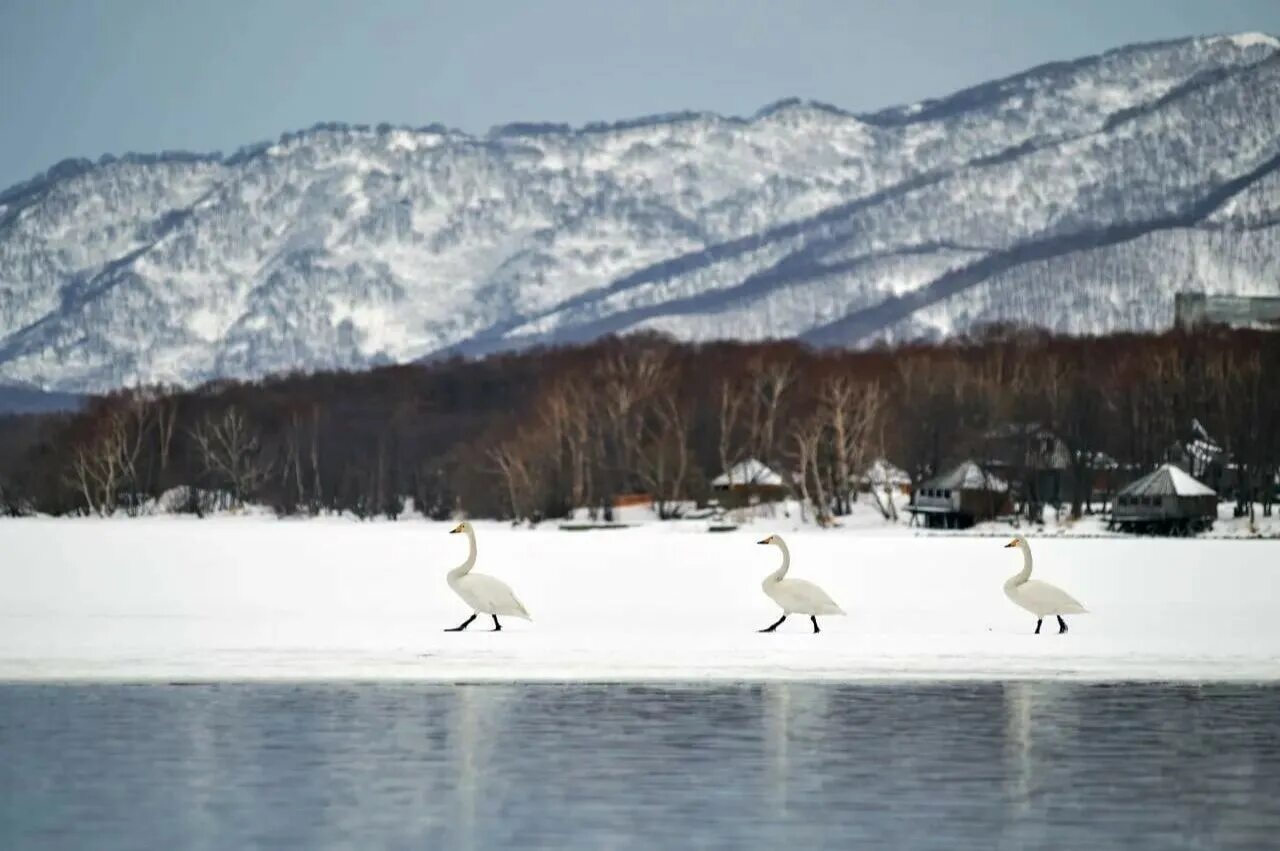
[981,422,1071,511]
[711,458,789,506]
[908,460,1009,529]
[1110,463,1217,534]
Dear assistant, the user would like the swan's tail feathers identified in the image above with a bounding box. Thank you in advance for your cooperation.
[513,598,533,621]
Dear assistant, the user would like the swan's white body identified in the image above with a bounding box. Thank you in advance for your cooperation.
[760,536,844,616]
[447,523,531,620]
[1003,536,1086,618]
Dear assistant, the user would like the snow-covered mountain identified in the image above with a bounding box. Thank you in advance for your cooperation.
[2,33,1279,392]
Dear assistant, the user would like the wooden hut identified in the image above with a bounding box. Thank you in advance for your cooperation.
[908,460,1009,529]
[1110,463,1217,534]
[711,458,789,506]
[981,423,1071,513]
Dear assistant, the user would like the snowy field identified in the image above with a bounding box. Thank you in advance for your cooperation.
[2,516,1278,683]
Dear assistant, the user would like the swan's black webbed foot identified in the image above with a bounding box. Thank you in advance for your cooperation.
[810,616,820,634]
[759,614,787,633]
[491,615,502,632]
[1057,616,1068,634]
[1034,618,1043,635]
[445,613,477,632]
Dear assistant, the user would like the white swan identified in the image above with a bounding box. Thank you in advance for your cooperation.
[757,534,845,633]
[1002,535,1087,634]
[444,522,531,632]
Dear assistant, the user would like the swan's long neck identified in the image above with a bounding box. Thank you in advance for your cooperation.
[448,527,477,580]
[1007,542,1033,586]
[766,540,791,583]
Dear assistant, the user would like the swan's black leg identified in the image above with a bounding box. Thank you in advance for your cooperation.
[1057,616,1068,634]
[445,613,477,632]
[760,614,787,633]
[491,615,502,632]
[810,616,820,634]
[1034,618,1043,635]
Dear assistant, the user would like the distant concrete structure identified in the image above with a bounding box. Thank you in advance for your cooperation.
[1174,292,1280,330]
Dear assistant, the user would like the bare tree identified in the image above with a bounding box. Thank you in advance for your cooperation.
[489,438,531,522]
[819,376,884,515]
[280,407,310,511]
[865,420,900,522]
[635,390,692,518]
[598,345,668,494]
[487,428,555,522]
[68,444,116,516]
[716,378,750,485]
[146,389,181,477]
[1204,347,1266,524]
[749,358,794,467]
[65,396,155,515]
[789,415,831,526]
[190,406,268,507]
[537,379,597,514]
[309,404,324,508]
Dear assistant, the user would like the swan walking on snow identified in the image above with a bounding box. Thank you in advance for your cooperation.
[757,534,845,633]
[444,521,531,632]
[1002,535,1086,634]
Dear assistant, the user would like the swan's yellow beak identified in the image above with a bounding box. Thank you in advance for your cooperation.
[1003,539,1018,548]
[450,524,465,534]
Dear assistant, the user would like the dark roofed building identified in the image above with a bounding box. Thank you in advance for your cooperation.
[981,423,1070,516]
[908,460,1010,529]
[1110,463,1217,534]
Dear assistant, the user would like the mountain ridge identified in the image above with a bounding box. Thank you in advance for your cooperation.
[2,33,1279,392]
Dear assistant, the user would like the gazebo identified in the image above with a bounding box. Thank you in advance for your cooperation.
[908,460,1009,529]
[1110,463,1217,534]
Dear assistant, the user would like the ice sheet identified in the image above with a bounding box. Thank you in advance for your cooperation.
[2,517,1277,682]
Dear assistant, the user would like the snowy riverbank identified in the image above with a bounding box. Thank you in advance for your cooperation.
[3,516,1278,682]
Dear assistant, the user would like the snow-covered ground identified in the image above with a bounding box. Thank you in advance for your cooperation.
[3,516,1278,682]
[591,495,1280,538]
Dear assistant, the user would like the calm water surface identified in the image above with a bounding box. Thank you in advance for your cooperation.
[1,682,1278,849]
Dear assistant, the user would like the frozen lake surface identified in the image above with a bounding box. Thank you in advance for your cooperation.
[2,517,1279,681]
[2,681,1278,849]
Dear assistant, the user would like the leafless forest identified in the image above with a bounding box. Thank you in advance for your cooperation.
[1,326,1276,522]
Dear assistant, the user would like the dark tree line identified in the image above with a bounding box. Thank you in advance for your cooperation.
[1,326,1277,522]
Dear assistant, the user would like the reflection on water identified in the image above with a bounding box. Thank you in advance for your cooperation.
[1,682,1278,849]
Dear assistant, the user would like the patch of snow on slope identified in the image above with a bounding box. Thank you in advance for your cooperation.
[633,248,984,341]
[1222,32,1280,50]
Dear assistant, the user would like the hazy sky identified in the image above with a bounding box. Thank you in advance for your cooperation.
[2,0,1279,189]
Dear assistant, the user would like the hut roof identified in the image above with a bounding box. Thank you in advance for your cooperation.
[711,458,785,488]
[1118,464,1215,498]
[918,460,1008,493]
